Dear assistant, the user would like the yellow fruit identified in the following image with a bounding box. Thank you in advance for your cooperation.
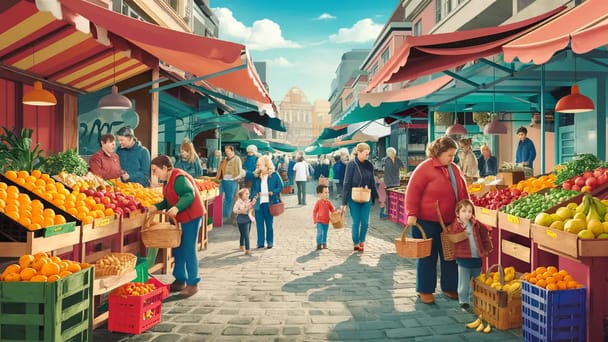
[573,212,586,221]
[534,213,553,227]
[587,219,604,237]
[19,267,37,281]
[18,254,34,269]
[555,207,573,221]
[602,221,608,233]
[577,229,595,240]
[30,275,48,282]
[550,220,564,231]
[564,219,586,234]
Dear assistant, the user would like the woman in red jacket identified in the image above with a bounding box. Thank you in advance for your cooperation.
[149,155,206,298]
[405,136,469,304]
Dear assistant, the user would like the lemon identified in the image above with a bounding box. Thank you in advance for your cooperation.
[550,220,565,231]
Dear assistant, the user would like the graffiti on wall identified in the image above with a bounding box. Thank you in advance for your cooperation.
[78,109,140,155]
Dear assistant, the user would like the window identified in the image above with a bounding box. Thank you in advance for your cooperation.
[371,63,379,78]
[381,49,390,65]
[517,0,534,12]
[414,20,422,36]
[435,0,442,22]
[446,0,452,13]
[166,0,179,11]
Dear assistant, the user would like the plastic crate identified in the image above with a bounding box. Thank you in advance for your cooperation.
[522,281,586,342]
[0,267,94,341]
[108,278,169,334]
[133,257,149,283]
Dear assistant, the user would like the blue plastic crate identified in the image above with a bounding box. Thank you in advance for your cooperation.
[522,281,586,342]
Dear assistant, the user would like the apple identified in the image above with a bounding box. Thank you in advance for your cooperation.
[583,171,594,179]
[585,177,598,188]
[574,177,586,187]
[562,181,573,190]
[572,184,581,191]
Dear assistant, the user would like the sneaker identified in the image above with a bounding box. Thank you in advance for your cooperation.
[460,303,470,312]
[316,244,322,250]
[170,281,186,292]
[178,285,198,298]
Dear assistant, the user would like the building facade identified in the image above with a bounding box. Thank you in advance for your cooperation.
[277,87,314,147]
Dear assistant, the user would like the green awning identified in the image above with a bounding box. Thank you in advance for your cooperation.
[239,139,271,151]
[235,111,287,132]
[334,101,410,126]
[316,125,349,140]
[266,139,298,153]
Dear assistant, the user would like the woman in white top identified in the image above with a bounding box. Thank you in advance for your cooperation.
[457,138,479,181]
[293,156,310,205]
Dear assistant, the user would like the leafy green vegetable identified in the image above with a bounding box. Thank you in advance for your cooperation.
[0,127,46,172]
[554,153,606,184]
[43,149,89,176]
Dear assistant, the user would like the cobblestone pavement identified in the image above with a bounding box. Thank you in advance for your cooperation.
[94,190,522,341]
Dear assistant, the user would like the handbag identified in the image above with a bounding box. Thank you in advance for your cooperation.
[236,214,251,225]
[351,162,371,203]
[269,201,284,216]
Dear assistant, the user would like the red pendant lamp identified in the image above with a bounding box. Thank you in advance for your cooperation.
[445,116,468,136]
[555,55,594,113]
[484,114,507,135]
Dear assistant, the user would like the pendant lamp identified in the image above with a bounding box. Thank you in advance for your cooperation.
[98,51,132,110]
[445,116,468,136]
[555,55,594,113]
[484,59,507,135]
[23,81,57,106]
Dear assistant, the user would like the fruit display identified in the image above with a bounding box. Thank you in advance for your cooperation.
[476,266,521,292]
[522,266,582,290]
[533,193,608,239]
[554,153,606,185]
[108,180,164,208]
[560,167,608,193]
[471,187,526,210]
[510,174,556,194]
[193,178,220,198]
[500,188,579,219]
[112,281,158,297]
[465,315,492,333]
[94,253,137,277]
[55,171,108,189]
[81,185,147,217]
[0,181,69,230]
[0,252,90,282]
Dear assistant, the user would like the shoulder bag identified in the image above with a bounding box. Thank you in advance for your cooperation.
[351,162,371,203]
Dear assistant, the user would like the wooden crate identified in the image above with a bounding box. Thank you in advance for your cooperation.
[81,215,120,243]
[498,211,531,237]
[475,206,498,227]
[501,239,530,263]
[497,171,525,185]
[120,210,147,233]
[472,276,522,330]
[531,223,608,258]
[0,224,81,258]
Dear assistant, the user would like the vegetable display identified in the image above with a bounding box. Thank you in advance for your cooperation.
[554,154,606,185]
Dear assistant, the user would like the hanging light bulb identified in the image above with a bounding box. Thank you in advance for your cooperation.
[23,81,57,106]
[484,59,507,135]
[98,51,132,110]
[555,54,594,113]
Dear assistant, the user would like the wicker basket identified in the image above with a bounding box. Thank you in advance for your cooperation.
[330,210,344,229]
[394,223,432,259]
[472,264,523,330]
[351,187,371,203]
[94,253,137,277]
[141,211,182,248]
[436,202,466,261]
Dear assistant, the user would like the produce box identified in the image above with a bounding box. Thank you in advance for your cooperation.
[498,211,531,237]
[81,214,120,243]
[108,278,168,334]
[474,206,498,227]
[497,171,525,185]
[472,265,523,330]
[501,239,530,263]
[120,208,147,232]
[522,281,586,342]
[0,267,94,341]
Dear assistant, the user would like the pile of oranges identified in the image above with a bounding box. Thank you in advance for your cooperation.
[0,252,91,282]
[109,179,163,207]
[523,266,583,291]
[4,170,113,225]
[0,181,67,230]
[511,174,557,194]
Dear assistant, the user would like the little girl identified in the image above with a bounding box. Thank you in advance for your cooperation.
[448,199,493,311]
[233,188,256,255]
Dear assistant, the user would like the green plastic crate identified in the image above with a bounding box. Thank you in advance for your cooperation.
[0,267,94,342]
[132,257,149,283]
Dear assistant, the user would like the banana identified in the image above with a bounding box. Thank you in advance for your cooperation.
[592,197,606,218]
[587,196,602,221]
[576,200,587,214]
[466,315,482,329]
[483,323,492,333]
[476,321,485,332]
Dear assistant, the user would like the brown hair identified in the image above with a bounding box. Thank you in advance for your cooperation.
[100,134,115,145]
[459,138,472,147]
[150,155,173,169]
[455,199,475,216]
[180,138,198,164]
[426,136,458,158]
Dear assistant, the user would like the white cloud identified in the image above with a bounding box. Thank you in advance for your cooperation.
[267,57,294,67]
[329,18,383,44]
[212,7,301,51]
[315,13,336,20]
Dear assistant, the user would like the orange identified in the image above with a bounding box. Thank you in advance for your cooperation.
[4,171,17,180]
[54,215,67,225]
[58,261,69,272]
[27,223,42,230]
[34,251,49,260]
[17,170,29,179]
[14,178,26,186]
[58,270,72,278]
[41,262,61,277]
[567,280,579,289]
[47,274,61,283]
[19,254,35,269]
[30,275,48,282]
[536,279,547,288]
[31,170,42,178]
[3,272,21,282]
[0,190,6,201]
[20,267,38,281]
[547,266,558,274]
[80,262,92,269]
[535,266,547,274]
[67,263,81,273]
[557,281,568,290]
[50,256,62,263]
[31,257,49,271]
[43,208,55,217]
[546,283,558,291]
[2,264,21,276]
[0,182,6,190]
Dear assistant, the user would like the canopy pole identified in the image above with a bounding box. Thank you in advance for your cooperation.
[150,64,247,93]
[540,64,545,175]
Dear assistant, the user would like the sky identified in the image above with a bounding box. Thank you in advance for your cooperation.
[211,1,399,104]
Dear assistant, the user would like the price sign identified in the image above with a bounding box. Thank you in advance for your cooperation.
[480,208,490,214]
[506,214,520,224]
[95,216,112,227]
[545,229,558,239]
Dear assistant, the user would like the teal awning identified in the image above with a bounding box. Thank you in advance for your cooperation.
[334,101,411,126]
[235,111,287,132]
[266,139,298,152]
[317,125,349,140]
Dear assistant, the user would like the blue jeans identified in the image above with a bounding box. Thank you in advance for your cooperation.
[296,181,307,205]
[220,180,238,222]
[316,223,329,245]
[237,222,251,251]
[172,217,201,285]
[348,199,371,245]
[458,265,481,305]
[413,219,458,294]
[255,203,274,247]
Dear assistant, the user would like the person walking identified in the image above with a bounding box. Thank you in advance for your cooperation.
[174,138,203,178]
[332,154,345,200]
[405,136,469,304]
[250,155,284,249]
[341,143,378,253]
[233,188,256,255]
[312,184,335,250]
[447,199,493,311]
[116,126,151,187]
[457,138,479,182]
[477,144,498,177]
[88,133,124,180]
[383,147,404,218]
[148,155,205,298]
[219,145,243,225]
[293,156,310,205]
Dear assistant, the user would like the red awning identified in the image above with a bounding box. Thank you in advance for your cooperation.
[366,6,564,92]
[0,0,152,92]
[359,75,452,107]
[57,0,272,104]
[504,0,608,64]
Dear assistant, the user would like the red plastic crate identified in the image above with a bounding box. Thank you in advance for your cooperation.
[108,278,169,334]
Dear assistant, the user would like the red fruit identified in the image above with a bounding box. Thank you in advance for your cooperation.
[585,177,598,188]
[583,171,594,179]
[594,169,603,178]
[572,184,581,191]
[574,177,586,187]
[598,174,608,185]
[562,181,573,190]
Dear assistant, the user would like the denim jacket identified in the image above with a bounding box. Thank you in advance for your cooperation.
[250,171,284,210]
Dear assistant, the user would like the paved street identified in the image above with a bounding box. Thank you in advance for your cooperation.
[94,191,522,341]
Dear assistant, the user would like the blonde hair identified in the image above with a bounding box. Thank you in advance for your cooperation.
[387,147,397,157]
[237,188,249,199]
[180,138,198,164]
[351,143,370,159]
[426,136,458,158]
[253,155,275,177]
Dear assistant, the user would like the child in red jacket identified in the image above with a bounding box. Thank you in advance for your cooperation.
[448,199,493,311]
[313,184,336,250]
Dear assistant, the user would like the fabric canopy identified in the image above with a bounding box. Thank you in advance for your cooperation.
[317,125,348,140]
[360,75,453,106]
[333,101,410,126]
[504,0,608,64]
[366,6,564,91]
[56,0,272,103]
[234,110,286,132]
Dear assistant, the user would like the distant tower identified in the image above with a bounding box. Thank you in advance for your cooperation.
[278,87,314,146]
